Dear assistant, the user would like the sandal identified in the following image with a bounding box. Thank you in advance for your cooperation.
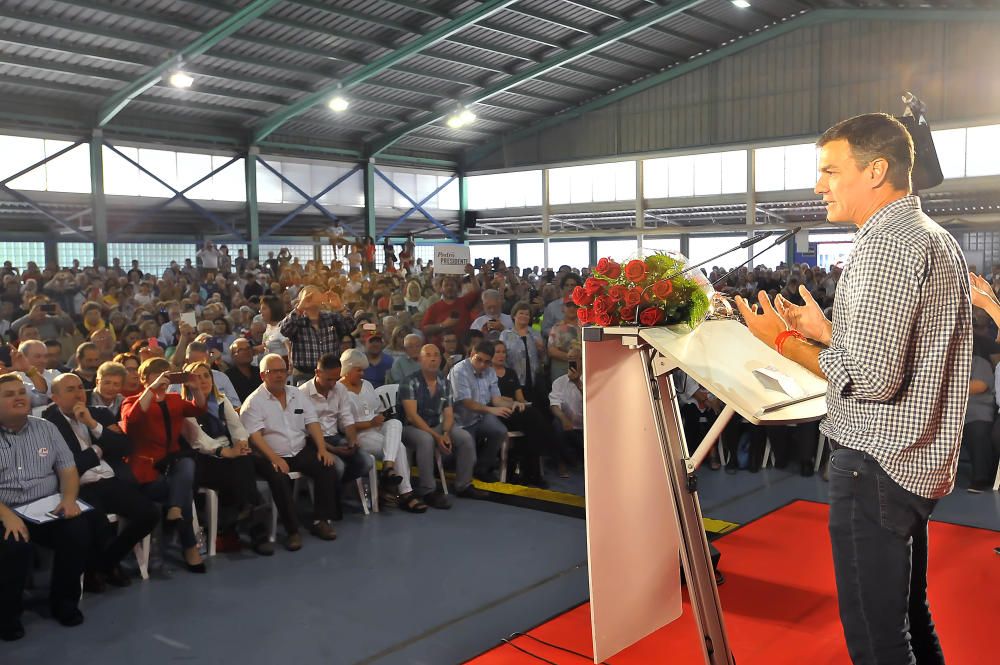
[398,493,427,513]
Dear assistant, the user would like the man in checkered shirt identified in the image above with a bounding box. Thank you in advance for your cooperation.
[737,113,970,665]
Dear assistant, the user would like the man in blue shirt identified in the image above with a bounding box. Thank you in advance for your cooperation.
[449,341,512,482]
[400,345,486,506]
[362,334,394,388]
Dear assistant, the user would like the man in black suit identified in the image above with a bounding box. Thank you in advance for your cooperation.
[43,374,158,590]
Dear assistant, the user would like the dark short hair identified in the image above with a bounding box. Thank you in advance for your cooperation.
[317,352,341,371]
[817,113,914,191]
[560,273,581,289]
[44,339,61,349]
[474,341,495,358]
[76,341,97,360]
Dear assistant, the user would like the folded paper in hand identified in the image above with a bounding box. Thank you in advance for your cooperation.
[752,366,805,399]
[13,494,93,524]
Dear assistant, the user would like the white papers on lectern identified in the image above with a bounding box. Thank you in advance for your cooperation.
[752,365,805,398]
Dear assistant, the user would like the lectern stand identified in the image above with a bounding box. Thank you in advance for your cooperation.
[582,320,827,664]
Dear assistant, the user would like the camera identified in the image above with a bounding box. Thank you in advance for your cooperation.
[165,371,190,384]
[41,303,57,314]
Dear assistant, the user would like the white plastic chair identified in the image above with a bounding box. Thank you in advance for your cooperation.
[993,458,1000,492]
[269,471,313,542]
[197,488,219,557]
[355,454,379,515]
[499,431,524,483]
[133,498,200,580]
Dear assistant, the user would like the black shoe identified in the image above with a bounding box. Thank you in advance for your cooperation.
[82,572,107,594]
[53,607,84,627]
[423,491,452,510]
[185,562,207,574]
[251,538,275,556]
[474,471,500,483]
[715,569,726,586]
[380,467,403,488]
[105,565,132,588]
[457,485,490,500]
[0,619,24,641]
[967,484,988,494]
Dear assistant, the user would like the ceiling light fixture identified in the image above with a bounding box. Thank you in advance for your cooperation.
[328,95,349,112]
[446,107,477,129]
[168,70,194,89]
[731,0,751,8]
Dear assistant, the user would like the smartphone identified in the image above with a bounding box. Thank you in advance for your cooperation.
[147,337,160,349]
[166,371,190,384]
[207,338,224,352]
[568,361,578,371]
[363,323,377,331]
[41,303,57,313]
[450,354,463,364]
[392,303,405,312]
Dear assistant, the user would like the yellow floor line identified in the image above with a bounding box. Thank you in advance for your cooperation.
[470,479,741,534]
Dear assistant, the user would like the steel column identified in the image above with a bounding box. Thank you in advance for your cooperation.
[363,160,377,241]
[458,172,468,243]
[246,147,260,261]
[90,130,108,266]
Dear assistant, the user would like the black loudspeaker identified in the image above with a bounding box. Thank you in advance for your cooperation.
[463,210,478,228]
[897,115,943,191]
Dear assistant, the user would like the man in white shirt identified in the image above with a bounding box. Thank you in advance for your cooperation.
[195,241,220,278]
[43,374,158,591]
[549,347,583,475]
[298,353,372,485]
[13,340,61,407]
[469,289,513,341]
[240,354,340,551]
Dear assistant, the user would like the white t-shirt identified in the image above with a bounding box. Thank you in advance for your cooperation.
[197,248,220,270]
[549,374,583,430]
[340,380,381,426]
[299,378,355,437]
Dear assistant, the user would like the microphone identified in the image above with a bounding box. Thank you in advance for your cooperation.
[710,227,801,287]
[667,232,774,280]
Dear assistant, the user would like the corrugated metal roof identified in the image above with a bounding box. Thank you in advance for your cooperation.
[0,0,980,162]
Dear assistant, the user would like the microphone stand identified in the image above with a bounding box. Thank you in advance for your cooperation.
[710,227,801,288]
[664,232,774,281]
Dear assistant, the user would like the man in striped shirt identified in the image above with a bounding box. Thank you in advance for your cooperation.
[737,114,969,664]
[0,373,94,640]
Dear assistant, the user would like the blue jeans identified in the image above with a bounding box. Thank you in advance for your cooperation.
[827,446,944,665]
[141,456,197,549]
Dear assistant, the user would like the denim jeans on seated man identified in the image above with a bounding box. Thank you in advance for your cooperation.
[462,413,507,481]
[323,434,374,484]
[827,445,944,665]
[402,424,476,495]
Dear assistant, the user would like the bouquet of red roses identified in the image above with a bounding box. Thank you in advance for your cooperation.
[573,252,711,329]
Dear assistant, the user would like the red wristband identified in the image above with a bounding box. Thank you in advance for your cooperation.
[774,329,805,355]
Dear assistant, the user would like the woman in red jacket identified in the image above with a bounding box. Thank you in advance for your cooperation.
[121,357,208,572]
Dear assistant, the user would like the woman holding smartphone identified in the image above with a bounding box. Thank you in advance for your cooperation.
[121,357,208,572]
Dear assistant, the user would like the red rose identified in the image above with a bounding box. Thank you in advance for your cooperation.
[584,277,605,297]
[572,286,593,306]
[593,294,614,314]
[624,259,647,283]
[620,304,638,322]
[577,307,592,324]
[624,287,642,307]
[608,284,628,302]
[595,310,613,327]
[595,257,611,276]
[604,260,622,280]
[651,280,674,299]
[639,307,664,326]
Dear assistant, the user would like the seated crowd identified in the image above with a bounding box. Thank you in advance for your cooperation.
[1,244,996,644]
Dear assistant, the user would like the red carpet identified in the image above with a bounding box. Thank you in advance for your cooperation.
[468,501,999,664]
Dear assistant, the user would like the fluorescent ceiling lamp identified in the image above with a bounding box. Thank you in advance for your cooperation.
[168,71,194,89]
[458,109,476,124]
[328,95,349,112]
[731,0,751,7]
[446,114,464,129]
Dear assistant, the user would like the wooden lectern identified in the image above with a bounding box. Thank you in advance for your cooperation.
[582,320,827,663]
